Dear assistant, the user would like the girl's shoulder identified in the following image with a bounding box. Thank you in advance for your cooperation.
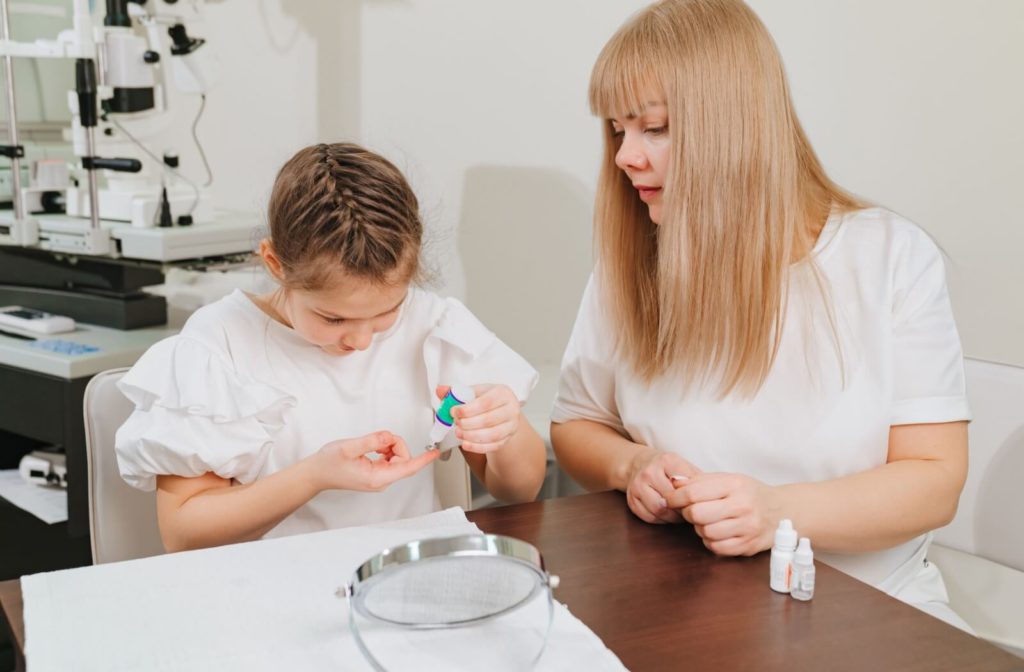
[120,290,293,421]
[177,289,272,352]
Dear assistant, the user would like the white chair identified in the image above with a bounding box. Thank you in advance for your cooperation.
[930,357,1024,657]
[83,368,472,565]
[83,368,165,564]
[435,449,472,511]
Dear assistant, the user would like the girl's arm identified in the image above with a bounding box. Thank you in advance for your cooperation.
[462,414,546,503]
[156,431,438,552]
[667,421,968,555]
[444,385,546,503]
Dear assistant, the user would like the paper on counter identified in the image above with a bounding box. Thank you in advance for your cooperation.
[0,469,67,524]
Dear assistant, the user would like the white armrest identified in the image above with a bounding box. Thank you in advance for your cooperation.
[929,543,1024,659]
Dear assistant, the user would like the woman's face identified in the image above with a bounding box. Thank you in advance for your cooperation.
[279,273,408,357]
[610,101,671,224]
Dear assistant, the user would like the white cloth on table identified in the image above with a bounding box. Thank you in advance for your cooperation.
[21,507,625,672]
[115,288,537,538]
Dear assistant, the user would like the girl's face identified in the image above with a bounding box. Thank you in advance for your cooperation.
[610,101,671,224]
[278,272,408,357]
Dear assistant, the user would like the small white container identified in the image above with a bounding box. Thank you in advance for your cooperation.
[769,519,797,593]
[791,537,815,601]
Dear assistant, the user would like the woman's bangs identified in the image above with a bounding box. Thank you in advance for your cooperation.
[589,27,667,121]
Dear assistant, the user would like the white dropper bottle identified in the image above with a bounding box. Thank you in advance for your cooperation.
[790,537,815,601]
[769,519,798,593]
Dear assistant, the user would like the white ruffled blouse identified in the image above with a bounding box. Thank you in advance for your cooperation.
[115,288,538,538]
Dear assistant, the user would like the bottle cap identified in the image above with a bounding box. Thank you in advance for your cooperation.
[795,537,813,563]
[774,519,797,550]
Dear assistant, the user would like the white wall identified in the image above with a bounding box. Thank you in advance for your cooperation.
[180,1,359,215]
[359,1,628,373]
[355,0,1024,370]
[748,0,1024,368]
[190,1,1022,369]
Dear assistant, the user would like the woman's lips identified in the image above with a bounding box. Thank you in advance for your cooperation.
[636,185,661,202]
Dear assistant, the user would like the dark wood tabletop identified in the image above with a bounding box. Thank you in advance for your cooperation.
[466,491,1021,671]
[2,491,1022,671]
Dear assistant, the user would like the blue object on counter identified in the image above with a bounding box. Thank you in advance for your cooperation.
[29,339,100,356]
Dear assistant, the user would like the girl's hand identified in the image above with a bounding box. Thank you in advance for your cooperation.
[312,431,439,492]
[438,384,520,454]
[625,448,702,524]
[666,472,782,556]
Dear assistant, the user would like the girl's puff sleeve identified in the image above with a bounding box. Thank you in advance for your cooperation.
[422,298,538,404]
[114,336,295,491]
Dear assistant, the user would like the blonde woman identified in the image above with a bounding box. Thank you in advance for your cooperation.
[551,0,970,628]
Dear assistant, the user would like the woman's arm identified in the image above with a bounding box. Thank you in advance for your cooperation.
[551,418,701,523]
[669,421,968,555]
[156,431,438,552]
[775,421,968,552]
[550,419,649,491]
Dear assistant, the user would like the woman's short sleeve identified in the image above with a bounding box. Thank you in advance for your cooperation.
[114,336,296,491]
[889,229,971,425]
[551,275,625,433]
[422,298,538,403]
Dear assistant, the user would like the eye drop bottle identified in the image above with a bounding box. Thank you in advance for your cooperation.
[770,519,797,593]
[426,385,475,450]
[790,537,815,601]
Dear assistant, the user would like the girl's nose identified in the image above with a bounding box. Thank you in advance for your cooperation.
[342,325,373,351]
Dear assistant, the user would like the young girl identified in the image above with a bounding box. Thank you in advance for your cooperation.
[551,0,970,628]
[116,143,546,552]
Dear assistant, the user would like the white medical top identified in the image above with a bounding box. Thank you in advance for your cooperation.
[552,207,971,599]
[115,288,537,538]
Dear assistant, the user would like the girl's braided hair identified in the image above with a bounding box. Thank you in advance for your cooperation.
[267,143,423,289]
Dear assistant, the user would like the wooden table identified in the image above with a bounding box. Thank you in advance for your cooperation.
[2,491,1021,671]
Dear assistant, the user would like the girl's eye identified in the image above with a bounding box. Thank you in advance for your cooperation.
[322,316,345,325]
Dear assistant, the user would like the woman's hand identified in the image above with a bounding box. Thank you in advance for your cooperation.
[667,472,782,556]
[440,384,521,454]
[625,448,702,524]
[312,431,439,492]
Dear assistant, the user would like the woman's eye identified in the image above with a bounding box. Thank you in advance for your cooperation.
[645,126,668,135]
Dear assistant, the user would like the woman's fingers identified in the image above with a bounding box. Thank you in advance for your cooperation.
[627,491,663,524]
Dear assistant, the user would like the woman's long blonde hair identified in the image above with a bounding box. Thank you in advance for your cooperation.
[589,0,864,397]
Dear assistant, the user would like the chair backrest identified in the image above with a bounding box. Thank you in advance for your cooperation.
[83,368,165,565]
[434,448,472,511]
[933,357,1024,572]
